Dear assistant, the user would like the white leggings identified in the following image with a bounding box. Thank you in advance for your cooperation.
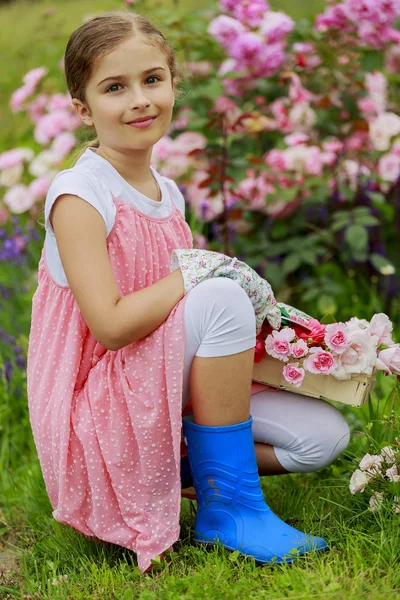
[182,278,351,474]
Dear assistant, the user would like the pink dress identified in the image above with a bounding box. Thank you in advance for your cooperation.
[27,192,193,573]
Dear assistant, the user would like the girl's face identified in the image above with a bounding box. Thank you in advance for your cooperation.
[73,35,175,153]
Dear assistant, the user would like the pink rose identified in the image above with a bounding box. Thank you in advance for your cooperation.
[303,347,336,375]
[265,328,296,362]
[324,323,350,355]
[265,149,287,171]
[376,344,400,375]
[29,176,53,201]
[284,132,309,146]
[0,147,33,169]
[10,84,35,112]
[208,15,246,50]
[291,339,308,359]
[232,0,269,28]
[230,32,264,64]
[379,153,400,183]
[283,362,305,387]
[259,11,294,44]
[23,66,48,88]
[51,132,76,159]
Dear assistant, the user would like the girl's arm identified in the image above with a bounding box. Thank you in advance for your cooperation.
[51,194,185,351]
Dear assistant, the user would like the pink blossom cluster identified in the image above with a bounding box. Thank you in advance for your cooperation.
[208,2,294,96]
[353,71,400,183]
[315,0,400,49]
[152,131,228,222]
[264,312,400,388]
[349,446,400,515]
[0,67,80,221]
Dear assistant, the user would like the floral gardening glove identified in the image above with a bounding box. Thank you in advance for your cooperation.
[170,249,281,334]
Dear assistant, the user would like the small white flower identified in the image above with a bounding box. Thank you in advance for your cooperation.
[381,446,396,465]
[386,465,400,483]
[359,453,381,471]
[379,264,395,275]
[369,491,384,512]
[349,469,369,494]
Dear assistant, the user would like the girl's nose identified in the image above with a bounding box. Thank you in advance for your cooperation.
[128,87,151,110]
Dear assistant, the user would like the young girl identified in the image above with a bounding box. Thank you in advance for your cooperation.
[27,10,351,574]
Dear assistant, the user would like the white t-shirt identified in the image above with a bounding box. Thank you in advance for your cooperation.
[44,148,186,287]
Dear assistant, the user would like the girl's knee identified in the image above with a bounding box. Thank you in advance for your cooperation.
[187,277,256,329]
[288,407,351,473]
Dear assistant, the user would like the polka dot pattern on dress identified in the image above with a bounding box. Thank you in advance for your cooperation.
[27,193,193,573]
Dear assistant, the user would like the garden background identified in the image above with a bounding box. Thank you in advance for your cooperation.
[1,0,400,598]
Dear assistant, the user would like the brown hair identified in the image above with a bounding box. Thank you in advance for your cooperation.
[37,9,184,229]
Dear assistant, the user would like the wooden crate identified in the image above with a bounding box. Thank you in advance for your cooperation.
[252,354,376,407]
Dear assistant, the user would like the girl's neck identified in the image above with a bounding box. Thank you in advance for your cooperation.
[95,145,154,186]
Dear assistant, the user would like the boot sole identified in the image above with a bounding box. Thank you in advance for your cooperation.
[193,539,329,565]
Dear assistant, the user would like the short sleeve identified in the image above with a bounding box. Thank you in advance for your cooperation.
[161,177,186,218]
[44,170,113,236]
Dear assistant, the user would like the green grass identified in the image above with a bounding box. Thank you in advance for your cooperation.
[2,426,400,599]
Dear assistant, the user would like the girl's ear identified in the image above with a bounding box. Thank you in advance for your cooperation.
[72,98,94,127]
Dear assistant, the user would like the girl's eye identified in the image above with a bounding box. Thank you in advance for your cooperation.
[106,83,122,93]
[106,76,160,93]
[146,76,161,85]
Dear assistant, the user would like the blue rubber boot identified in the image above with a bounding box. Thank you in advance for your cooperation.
[182,415,328,564]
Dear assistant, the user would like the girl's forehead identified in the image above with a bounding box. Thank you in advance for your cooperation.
[94,36,167,76]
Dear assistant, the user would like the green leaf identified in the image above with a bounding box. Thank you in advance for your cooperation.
[352,206,372,217]
[330,221,349,233]
[320,313,337,325]
[264,262,285,289]
[369,192,386,205]
[302,287,320,302]
[300,250,318,266]
[370,253,396,274]
[229,550,240,562]
[220,70,247,79]
[354,215,380,227]
[345,224,368,254]
[282,253,302,275]
[317,296,337,316]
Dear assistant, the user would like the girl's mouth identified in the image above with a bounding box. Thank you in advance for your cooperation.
[127,117,157,129]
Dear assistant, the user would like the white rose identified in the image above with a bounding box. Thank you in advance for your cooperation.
[380,446,396,465]
[349,469,369,494]
[386,465,400,483]
[359,453,383,472]
[3,184,36,214]
[288,103,317,131]
[28,150,58,177]
[369,112,400,151]
[347,317,370,331]
[0,164,23,187]
[333,328,378,380]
